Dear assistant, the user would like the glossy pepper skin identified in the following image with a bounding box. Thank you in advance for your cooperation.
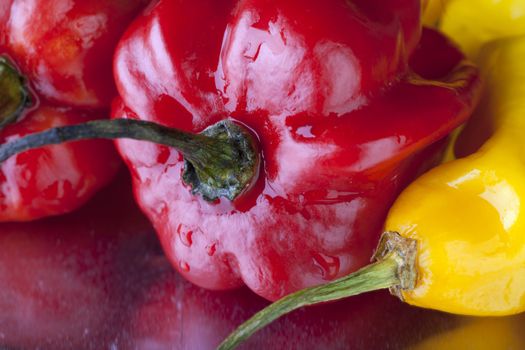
[386,36,525,315]
[113,0,481,301]
[0,0,148,221]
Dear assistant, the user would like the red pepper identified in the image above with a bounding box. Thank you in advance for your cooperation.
[0,0,147,221]
[111,0,481,301]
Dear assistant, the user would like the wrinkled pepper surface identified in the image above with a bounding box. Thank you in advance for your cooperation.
[0,0,147,221]
[113,0,481,301]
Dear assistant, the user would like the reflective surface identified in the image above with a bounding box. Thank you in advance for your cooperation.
[0,174,523,350]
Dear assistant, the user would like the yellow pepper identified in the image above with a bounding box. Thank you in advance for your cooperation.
[387,36,525,316]
[405,2,525,314]
[218,35,525,350]
[438,0,525,58]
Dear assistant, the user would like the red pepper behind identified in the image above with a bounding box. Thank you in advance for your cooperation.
[0,172,158,349]
[0,0,149,221]
[113,0,481,300]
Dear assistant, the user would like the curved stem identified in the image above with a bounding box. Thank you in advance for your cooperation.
[0,119,218,162]
[0,118,260,201]
[218,232,417,350]
[219,257,398,350]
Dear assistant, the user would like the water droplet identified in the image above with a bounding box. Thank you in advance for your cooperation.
[181,231,193,247]
[179,261,190,272]
[206,243,217,257]
[312,253,340,280]
[177,224,193,247]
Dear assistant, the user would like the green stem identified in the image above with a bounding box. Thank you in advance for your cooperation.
[218,232,417,350]
[0,57,30,129]
[0,118,260,201]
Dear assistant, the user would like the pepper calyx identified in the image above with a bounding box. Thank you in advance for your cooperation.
[372,231,418,299]
[182,120,260,201]
[0,57,30,130]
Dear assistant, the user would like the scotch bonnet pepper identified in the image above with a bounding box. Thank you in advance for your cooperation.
[0,0,481,301]
[421,0,447,27]
[112,0,481,301]
[0,0,148,221]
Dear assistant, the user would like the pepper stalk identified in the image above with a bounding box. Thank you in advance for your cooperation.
[218,232,418,350]
[0,118,260,201]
